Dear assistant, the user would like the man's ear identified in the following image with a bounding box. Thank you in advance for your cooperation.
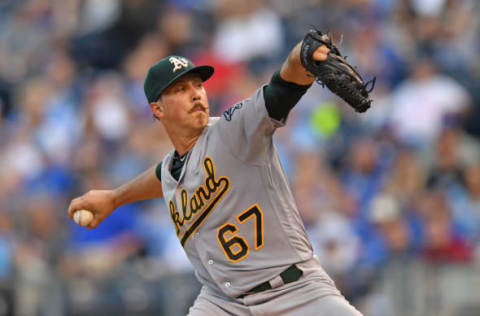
[150,100,164,120]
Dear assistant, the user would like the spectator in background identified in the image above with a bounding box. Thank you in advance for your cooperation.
[293,151,332,227]
[426,126,466,191]
[388,58,471,148]
[158,7,197,55]
[340,138,387,222]
[447,162,480,248]
[423,119,480,249]
[35,50,84,165]
[212,0,284,64]
[369,193,420,260]
[337,138,392,286]
[385,146,426,206]
[425,117,480,190]
[14,192,67,316]
[72,0,160,69]
[84,73,132,145]
[418,190,473,263]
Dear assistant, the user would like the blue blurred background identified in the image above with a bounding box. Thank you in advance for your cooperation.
[1,0,480,315]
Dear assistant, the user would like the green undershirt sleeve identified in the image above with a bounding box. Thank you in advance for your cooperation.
[263,70,312,122]
[155,162,162,182]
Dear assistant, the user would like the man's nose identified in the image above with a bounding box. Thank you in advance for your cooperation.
[192,92,201,101]
[190,85,201,101]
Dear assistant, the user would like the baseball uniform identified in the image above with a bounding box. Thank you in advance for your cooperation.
[157,79,362,315]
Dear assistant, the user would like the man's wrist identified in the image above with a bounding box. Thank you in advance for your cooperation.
[280,42,315,85]
[111,188,123,209]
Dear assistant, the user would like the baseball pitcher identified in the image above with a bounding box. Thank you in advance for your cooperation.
[68,31,371,315]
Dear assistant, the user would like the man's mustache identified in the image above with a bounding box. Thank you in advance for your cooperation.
[189,102,207,113]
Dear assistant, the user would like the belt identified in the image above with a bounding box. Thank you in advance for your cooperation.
[238,265,303,298]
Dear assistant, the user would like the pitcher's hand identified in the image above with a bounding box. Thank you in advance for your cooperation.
[313,44,330,62]
[68,190,116,229]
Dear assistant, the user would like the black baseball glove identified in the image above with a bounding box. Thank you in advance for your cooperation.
[300,29,375,113]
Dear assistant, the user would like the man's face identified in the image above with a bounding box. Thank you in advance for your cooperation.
[152,73,209,132]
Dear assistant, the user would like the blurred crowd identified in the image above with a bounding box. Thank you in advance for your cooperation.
[1,0,480,315]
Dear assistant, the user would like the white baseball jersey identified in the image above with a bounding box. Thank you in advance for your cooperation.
[159,87,314,298]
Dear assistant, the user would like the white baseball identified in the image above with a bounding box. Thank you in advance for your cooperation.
[73,210,94,226]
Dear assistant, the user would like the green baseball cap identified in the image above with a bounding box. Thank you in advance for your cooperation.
[144,55,214,103]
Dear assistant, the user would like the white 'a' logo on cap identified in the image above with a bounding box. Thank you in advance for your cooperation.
[169,57,189,73]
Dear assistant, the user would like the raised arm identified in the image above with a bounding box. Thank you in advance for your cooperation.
[68,165,163,229]
[263,42,329,122]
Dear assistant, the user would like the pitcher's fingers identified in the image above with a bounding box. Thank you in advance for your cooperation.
[68,198,82,219]
[317,45,330,54]
[313,46,330,61]
[87,216,100,230]
[313,51,328,62]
